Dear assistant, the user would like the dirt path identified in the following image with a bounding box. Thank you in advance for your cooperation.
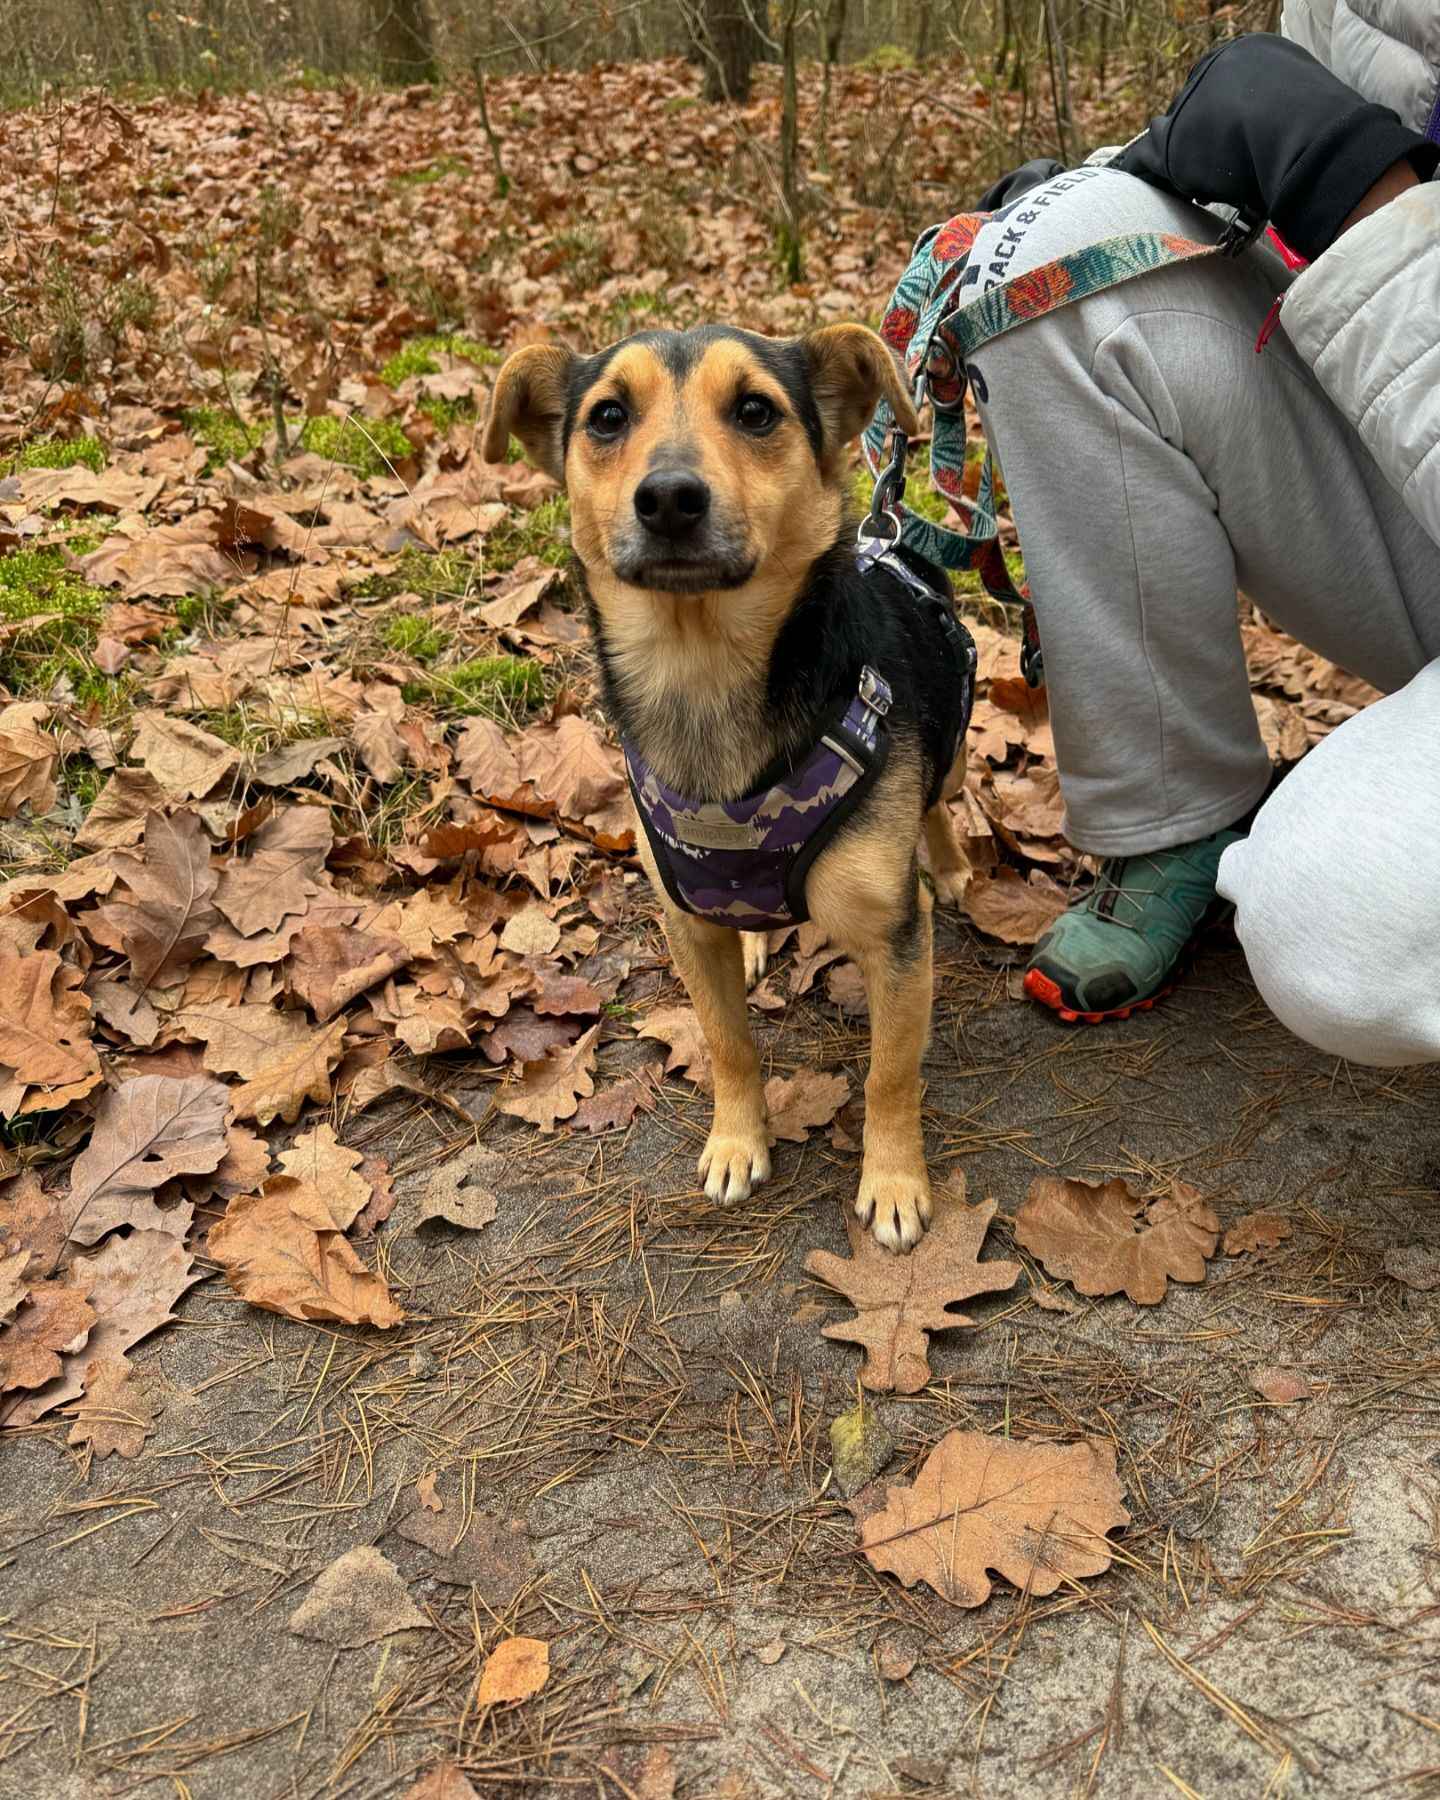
[4,918,1439,1799]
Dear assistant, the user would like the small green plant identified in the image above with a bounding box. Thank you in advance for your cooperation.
[197,703,335,752]
[351,547,479,605]
[663,95,699,114]
[0,436,107,476]
[417,394,477,432]
[402,654,545,717]
[391,154,470,187]
[0,547,105,697]
[299,414,414,477]
[553,227,608,290]
[482,494,571,572]
[380,333,501,387]
[183,406,265,472]
[174,591,236,635]
[59,756,105,813]
[383,614,450,662]
[601,288,675,338]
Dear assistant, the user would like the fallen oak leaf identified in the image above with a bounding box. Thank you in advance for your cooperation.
[209,1175,403,1327]
[1,1229,203,1426]
[1223,1212,1293,1257]
[129,710,241,801]
[65,1355,162,1458]
[859,1429,1129,1606]
[396,1480,535,1601]
[72,767,165,851]
[274,1122,373,1231]
[765,1070,849,1144]
[637,1005,711,1089]
[286,924,411,1022]
[804,1180,1021,1393]
[0,720,58,819]
[496,1023,600,1131]
[417,1144,501,1232]
[213,804,332,936]
[0,1171,69,1273]
[1384,1244,1440,1292]
[65,1074,229,1249]
[87,809,220,989]
[400,1767,482,1800]
[1251,1366,1314,1405]
[570,1076,654,1135]
[1015,1176,1219,1306]
[0,1277,95,1394]
[0,949,102,1116]
[288,1547,427,1647]
[0,1247,31,1324]
[475,1636,549,1708]
[961,868,1068,947]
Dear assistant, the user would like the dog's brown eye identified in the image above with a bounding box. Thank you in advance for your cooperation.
[587,400,628,441]
[735,393,779,434]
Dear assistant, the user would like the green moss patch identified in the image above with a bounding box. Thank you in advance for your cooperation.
[0,436,107,477]
[402,654,544,718]
[383,614,450,662]
[299,414,415,478]
[482,494,570,571]
[351,547,480,606]
[183,407,265,472]
[391,154,471,188]
[380,333,500,387]
[0,546,107,698]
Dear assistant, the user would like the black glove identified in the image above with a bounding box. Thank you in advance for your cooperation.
[1114,33,1438,260]
[975,157,1066,213]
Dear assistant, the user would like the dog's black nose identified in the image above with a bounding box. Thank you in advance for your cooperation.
[634,470,710,540]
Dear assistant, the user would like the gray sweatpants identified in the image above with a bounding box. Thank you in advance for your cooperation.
[966,169,1440,1062]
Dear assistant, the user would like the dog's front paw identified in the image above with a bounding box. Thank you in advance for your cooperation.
[931,866,972,908]
[699,1127,772,1204]
[854,1167,933,1252]
[742,931,769,989]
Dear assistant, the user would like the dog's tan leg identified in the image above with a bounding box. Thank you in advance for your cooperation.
[741,931,769,990]
[662,907,771,1203]
[925,744,972,907]
[849,884,935,1251]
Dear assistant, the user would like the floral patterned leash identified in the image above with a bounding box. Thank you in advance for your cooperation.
[861,217,1226,687]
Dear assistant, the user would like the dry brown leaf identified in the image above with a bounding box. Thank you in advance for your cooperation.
[184,1121,271,1205]
[962,868,1068,946]
[859,1429,1129,1606]
[0,949,103,1116]
[353,705,410,783]
[517,714,623,822]
[274,1123,373,1231]
[65,1355,161,1458]
[18,464,163,513]
[804,1183,1021,1393]
[754,1638,787,1666]
[475,1636,549,1708]
[397,1487,535,1600]
[1251,1365,1314,1405]
[0,1247,31,1324]
[417,1144,501,1231]
[0,1171,69,1274]
[416,1471,442,1512]
[765,1070,850,1144]
[499,904,560,958]
[213,805,332,936]
[1,1230,202,1426]
[570,1077,653,1135]
[1224,1211,1293,1257]
[0,1277,95,1394]
[182,1008,347,1126]
[87,977,161,1047]
[65,1074,229,1247]
[178,1001,315,1078]
[288,1547,426,1646]
[454,717,551,816]
[400,1766,482,1800]
[77,521,255,597]
[1015,1176,1219,1306]
[251,736,345,786]
[0,721,58,818]
[287,925,410,1022]
[209,1175,403,1327]
[90,809,220,989]
[130,710,241,801]
[496,1023,600,1131]
[73,767,166,851]
[637,1004,711,1089]
[1384,1244,1440,1291]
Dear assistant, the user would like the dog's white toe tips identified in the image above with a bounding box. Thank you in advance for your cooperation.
[699,1134,771,1207]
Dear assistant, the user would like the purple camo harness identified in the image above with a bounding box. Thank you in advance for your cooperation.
[626,550,976,931]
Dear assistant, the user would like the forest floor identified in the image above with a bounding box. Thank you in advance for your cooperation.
[2,57,1439,1800]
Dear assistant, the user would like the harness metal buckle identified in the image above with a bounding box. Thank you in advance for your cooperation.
[858,664,892,716]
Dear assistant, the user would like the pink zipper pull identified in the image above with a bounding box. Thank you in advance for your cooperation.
[1256,295,1284,354]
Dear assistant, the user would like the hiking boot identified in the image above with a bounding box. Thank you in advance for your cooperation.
[1024,825,1245,1022]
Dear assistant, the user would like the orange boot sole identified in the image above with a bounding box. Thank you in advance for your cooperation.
[1022,966,1174,1025]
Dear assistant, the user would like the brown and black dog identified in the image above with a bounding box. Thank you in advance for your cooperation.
[483,324,972,1250]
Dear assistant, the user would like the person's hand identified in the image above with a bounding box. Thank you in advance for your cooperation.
[1114,33,1438,260]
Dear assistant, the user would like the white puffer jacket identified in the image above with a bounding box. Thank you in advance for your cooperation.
[1280,0,1440,546]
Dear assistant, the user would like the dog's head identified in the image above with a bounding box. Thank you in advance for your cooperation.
[482,324,917,605]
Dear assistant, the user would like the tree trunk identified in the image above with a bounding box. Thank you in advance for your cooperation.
[698,0,764,102]
[367,0,439,85]
[777,0,803,281]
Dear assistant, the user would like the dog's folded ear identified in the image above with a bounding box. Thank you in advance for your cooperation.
[481,345,575,481]
[801,323,920,454]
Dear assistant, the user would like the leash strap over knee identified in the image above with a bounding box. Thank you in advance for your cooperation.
[865,214,1226,687]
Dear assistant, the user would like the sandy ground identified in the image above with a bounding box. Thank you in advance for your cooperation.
[4,914,1440,1800]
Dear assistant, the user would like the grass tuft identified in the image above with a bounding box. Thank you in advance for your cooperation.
[299,413,414,477]
[0,436,107,476]
[383,614,450,662]
[482,494,570,571]
[350,547,479,605]
[402,654,544,718]
[183,406,265,472]
[380,333,500,387]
